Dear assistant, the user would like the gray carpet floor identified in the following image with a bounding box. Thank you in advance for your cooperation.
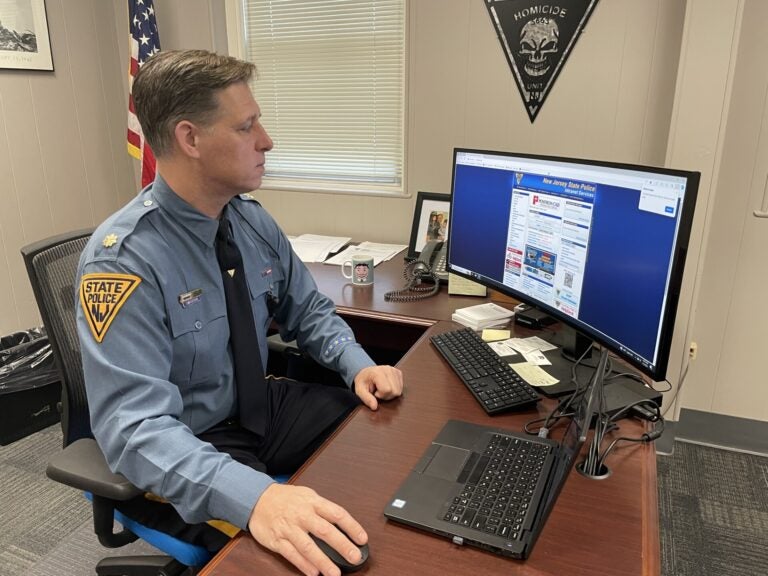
[2,425,767,575]
[0,426,160,576]
[657,441,768,576]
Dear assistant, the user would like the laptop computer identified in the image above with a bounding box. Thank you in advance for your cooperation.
[384,363,601,559]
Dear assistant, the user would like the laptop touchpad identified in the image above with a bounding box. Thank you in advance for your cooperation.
[422,445,471,481]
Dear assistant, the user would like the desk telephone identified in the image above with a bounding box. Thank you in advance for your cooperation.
[384,241,447,302]
[416,240,448,282]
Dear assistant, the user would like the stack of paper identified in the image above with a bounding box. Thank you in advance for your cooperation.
[324,242,407,266]
[451,302,514,330]
[289,234,351,263]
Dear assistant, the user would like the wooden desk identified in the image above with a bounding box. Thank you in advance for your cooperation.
[201,320,659,576]
[306,257,511,354]
[307,256,515,325]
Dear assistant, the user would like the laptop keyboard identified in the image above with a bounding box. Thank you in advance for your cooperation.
[440,434,551,541]
[431,328,540,414]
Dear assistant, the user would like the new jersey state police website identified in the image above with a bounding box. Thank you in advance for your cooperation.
[504,173,596,319]
[450,152,687,371]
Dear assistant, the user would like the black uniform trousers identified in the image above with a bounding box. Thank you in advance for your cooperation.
[114,376,360,553]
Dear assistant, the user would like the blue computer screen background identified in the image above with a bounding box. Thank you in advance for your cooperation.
[450,163,680,366]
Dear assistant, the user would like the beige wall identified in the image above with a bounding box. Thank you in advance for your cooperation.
[0,0,136,336]
[253,0,686,245]
[0,0,227,337]
[1,0,763,422]
[671,0,768,421]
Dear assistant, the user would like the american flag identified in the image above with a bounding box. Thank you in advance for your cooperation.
[127,0,161,188]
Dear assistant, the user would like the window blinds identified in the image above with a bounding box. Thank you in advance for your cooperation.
[241,0,405,190]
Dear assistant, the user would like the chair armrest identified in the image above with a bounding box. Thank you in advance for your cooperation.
[46,438,142,501]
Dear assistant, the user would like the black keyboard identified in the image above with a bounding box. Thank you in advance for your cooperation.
[440,433,551,540]
[431,328,540,414]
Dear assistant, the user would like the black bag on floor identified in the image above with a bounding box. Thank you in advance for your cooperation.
[0,327,61,445]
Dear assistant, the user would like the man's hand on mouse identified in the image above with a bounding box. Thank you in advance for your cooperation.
[248,483,368,576]
[354,364,404,410]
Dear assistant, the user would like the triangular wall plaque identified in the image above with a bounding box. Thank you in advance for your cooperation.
[484,0,601,122]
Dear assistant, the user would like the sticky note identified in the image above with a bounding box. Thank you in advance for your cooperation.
[482,329,511,342]
[510,362,559,387]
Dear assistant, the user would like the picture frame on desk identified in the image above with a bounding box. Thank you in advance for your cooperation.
[407,191,450,259]
[0,0,53,71]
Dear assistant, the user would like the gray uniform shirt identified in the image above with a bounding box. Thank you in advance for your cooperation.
[76,175,374,529]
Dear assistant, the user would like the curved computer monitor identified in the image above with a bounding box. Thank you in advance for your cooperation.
[447,149,699,382]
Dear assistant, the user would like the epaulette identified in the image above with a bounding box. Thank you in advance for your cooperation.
[238,192,262,205]
[92,197,158,259]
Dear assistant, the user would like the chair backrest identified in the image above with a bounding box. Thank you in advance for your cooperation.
[22,229,94,448]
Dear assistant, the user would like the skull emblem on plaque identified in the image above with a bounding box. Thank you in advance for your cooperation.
[519,18,560,77]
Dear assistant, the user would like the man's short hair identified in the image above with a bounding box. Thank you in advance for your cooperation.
[132,49,256,157]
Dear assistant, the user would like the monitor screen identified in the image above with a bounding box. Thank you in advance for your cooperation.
[447,149,699,381]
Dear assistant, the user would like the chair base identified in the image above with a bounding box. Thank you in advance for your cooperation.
[96,555,189,576]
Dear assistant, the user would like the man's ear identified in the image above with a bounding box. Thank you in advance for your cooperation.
[174,120,201,158]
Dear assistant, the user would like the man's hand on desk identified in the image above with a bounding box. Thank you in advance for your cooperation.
[353,365,404,410]
[248,483,367,576]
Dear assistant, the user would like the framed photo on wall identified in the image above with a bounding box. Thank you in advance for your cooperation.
[407,191,450,259]
[0,0,53,71]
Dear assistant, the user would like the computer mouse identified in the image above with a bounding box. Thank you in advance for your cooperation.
[310,527,370,573]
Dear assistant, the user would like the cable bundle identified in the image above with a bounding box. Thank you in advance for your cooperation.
[522,343,666,480]
[578,349,611,478]
[579,397,665,479]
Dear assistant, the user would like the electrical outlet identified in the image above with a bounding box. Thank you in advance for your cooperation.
[689,341,698,360]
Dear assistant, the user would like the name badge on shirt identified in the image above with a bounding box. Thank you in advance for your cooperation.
[178,288,203,308]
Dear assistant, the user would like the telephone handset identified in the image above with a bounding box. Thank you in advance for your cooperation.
[384,240,446,302]
[415,240,448,282]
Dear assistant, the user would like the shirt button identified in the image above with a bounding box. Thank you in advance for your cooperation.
[194,321,202,330]
[143,200,153,207]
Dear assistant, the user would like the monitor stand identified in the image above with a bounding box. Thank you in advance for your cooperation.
[560,325,592,363]
[512,326,661,416]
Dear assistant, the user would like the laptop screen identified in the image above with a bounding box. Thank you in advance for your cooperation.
[537,355,603,523]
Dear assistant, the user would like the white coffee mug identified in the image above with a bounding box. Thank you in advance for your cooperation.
[342,254,374,286]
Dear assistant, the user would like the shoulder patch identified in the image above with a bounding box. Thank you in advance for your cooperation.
[79,273,142,343]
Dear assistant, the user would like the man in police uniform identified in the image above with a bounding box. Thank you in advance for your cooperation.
[76,49,403,576]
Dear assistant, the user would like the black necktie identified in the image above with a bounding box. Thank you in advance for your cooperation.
[215,215,268,436]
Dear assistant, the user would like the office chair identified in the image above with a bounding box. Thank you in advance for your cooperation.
[22,229,214,575]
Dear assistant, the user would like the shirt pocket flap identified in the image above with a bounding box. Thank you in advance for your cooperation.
[244,262,284,301]
[167,289,226,338]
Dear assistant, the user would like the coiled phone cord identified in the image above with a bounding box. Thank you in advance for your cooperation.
[384,260,441,302]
